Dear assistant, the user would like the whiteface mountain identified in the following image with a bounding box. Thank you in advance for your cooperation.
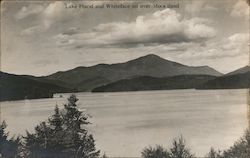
[2,55,250,101]
[46,54,222,91]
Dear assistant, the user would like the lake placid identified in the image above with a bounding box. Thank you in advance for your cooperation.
[1,89,249,157]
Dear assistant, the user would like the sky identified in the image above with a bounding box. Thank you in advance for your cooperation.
[1,0,249,76]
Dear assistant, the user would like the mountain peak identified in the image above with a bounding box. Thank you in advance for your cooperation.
[143,54,162,58]
[126,54,187,68]
[128,54,171,64]
[138,54,166,61]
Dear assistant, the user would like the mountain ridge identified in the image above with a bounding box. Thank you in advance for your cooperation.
[0,55,249,101]
[197,66,250,89]
[225,66,250,76]
[92,75,216,92]
[46,54,222,91]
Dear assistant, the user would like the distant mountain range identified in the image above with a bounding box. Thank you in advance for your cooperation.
[0,54,249,101]
[46,54,222,91]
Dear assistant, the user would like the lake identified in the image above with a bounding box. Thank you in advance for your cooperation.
[1,89,249,157]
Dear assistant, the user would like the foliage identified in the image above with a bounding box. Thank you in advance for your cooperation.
[221,129,250,158]
[169,136,194,158]
[23,95,100,158]
[142,136,194,158]
[101,153,108,158]
[0,121,21,158]
[206,148,222,158]
[207,129,250,158]
[142,145,170,158]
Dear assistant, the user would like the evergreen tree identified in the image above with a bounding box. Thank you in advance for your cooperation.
[0,121,21,158]
[101,153,108,158]
[142,136,194,158]
[141,145,170,158]
[169,136,194,158]
[24,94,100,158]
[61,95,99,158]
[206,148,222,158]
[222,129,250,158]
[47,105,67,157]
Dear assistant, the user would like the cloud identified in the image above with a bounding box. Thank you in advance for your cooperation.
[15,4,44,19]
[177,33,249,60]
[43,1,68,28]
[62,27,80,35]
[54,34,76,46]
[183,18,215,40]
[56,9,216,48]
[221,33,248,54]
[18,1,79,36]
[20,25,46,36]
[231,0,249,18]
[185,1,217,14]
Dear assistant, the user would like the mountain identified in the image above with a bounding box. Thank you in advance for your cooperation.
[197,71,250,89]
[225,66,250,76]
[46,54,222,91]
[92,75,216,92]
[0,72,72,101]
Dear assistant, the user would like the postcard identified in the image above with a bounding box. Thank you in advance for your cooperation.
[0,0,249,157]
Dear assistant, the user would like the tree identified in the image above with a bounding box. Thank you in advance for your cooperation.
[206,148,222,158]
[0,121,21,158]
[142,136,194,158]
[169,136,195,158]
[61,95,100,158]
[221,129,250,158]
[142,145,170,158]
[206,129,250,158]
[24,94,100,158]
[101,153,108,158]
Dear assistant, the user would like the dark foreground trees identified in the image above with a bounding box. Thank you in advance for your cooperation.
[23,95,100,158]
[142,145,170,158]
[142,129,250,158]
[206,129,250,158]
[0,121,21,158]
[142,136,194,158]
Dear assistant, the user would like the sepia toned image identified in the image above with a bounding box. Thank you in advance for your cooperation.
[0,0,249,157]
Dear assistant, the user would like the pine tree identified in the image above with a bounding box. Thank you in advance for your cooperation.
[61,94,100,158]
[141,145,170,158]
[0,121,21,158]
[169,136,194,158]
[24,94,100,158]
[47,105,67,157]
[206,148,222,158]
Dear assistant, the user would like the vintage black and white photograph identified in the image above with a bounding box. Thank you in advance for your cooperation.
[0,0,249,157]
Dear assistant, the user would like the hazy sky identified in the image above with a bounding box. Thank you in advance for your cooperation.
[1,0,249,76]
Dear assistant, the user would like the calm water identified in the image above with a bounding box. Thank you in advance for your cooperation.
[1,89,249,157]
